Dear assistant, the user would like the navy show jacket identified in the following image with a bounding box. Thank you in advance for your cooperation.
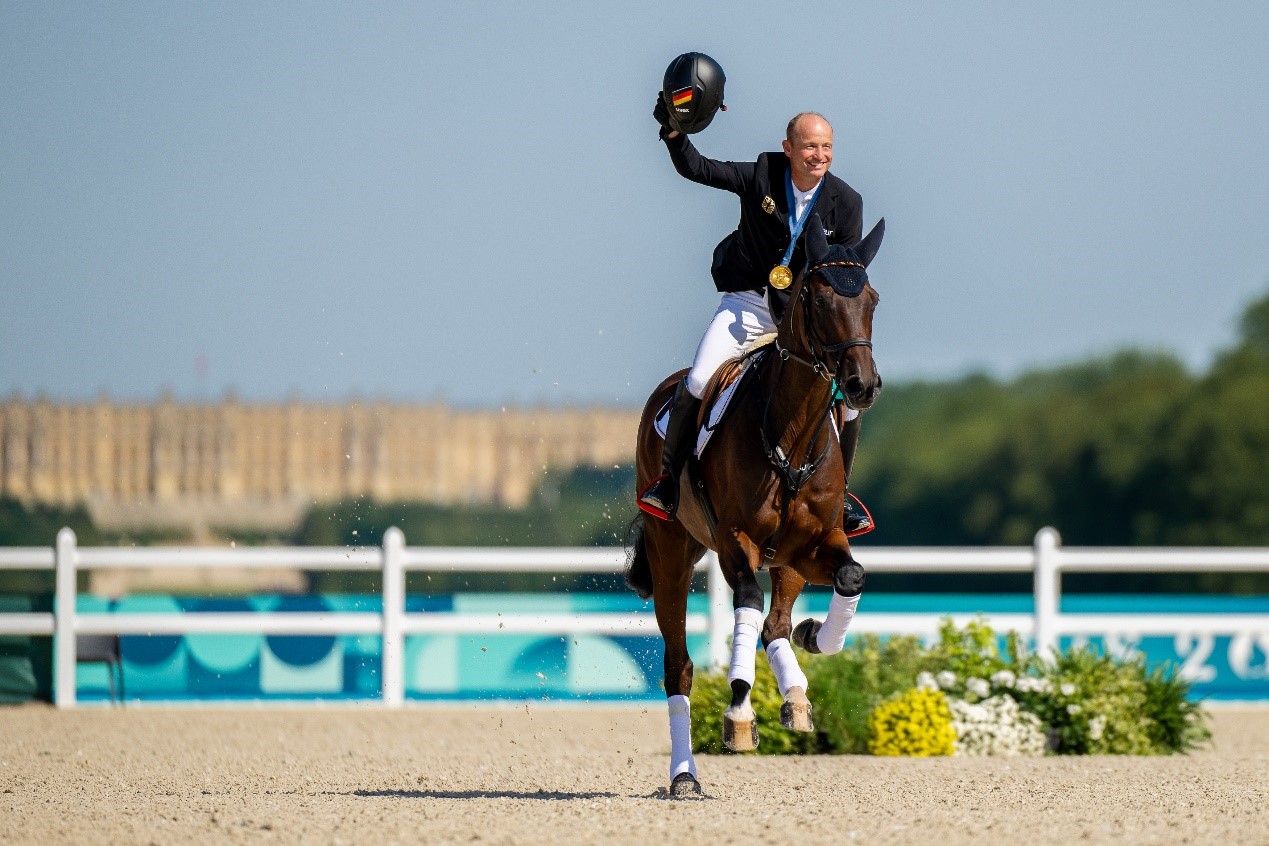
[664,133,864,294]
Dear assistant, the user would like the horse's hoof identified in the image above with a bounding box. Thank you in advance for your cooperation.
[723,713,759,752]
[791,618,822,654]
[669,772,703,798]
[781,688,815,733]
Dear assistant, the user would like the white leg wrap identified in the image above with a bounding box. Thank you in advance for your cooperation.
[667,694,696,780]
[726,607,764,687]
[815,591,861,655]
[764,638,809,697]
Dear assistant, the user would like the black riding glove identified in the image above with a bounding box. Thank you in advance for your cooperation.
[652,94,675,140]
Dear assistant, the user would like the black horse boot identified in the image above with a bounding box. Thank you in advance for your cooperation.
[839,415,872,535]
[639,380,702,521]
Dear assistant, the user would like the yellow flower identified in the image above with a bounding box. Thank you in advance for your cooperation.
[868,688,956,757]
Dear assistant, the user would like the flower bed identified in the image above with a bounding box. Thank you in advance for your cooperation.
[689,618,1211,756]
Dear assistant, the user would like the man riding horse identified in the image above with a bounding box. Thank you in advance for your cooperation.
[638,53,872,535]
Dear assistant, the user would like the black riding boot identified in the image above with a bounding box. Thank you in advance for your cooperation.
[839,415,872,535]
[639,380,702,521]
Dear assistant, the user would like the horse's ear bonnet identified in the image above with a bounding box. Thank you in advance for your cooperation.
[803,216,885,298]
[661,53,726,135]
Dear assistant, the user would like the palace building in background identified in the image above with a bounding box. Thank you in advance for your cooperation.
[0,395,640,532]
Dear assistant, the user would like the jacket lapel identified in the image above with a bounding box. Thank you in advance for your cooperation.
[810,177,838,237]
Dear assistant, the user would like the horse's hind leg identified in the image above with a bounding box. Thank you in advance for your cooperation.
[766,566,813,732]
[644,521,705,798]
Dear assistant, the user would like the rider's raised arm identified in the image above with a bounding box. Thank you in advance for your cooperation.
[663,132,755,196]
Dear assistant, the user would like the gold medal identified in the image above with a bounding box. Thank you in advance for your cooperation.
[768,264,793,289]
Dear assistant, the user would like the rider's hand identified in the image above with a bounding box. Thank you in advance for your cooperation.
[653,94,679,140]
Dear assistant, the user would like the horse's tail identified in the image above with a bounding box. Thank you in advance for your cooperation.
[624,514,653,599]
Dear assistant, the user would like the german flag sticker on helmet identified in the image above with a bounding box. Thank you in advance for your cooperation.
[661,52,726,134]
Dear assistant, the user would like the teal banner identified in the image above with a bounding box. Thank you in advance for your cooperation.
[70,592,1269,703]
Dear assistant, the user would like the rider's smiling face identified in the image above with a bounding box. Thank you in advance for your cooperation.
[782,115,834,191]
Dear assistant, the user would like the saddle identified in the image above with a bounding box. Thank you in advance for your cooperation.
[653,335,776,457]
[653,333,859,457]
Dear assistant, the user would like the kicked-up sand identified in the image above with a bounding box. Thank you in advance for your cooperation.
[1,703,1265,845]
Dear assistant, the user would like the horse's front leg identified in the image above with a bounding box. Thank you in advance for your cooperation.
[791,528,866,656]
[719,534,765,752]
[765,566,813,732]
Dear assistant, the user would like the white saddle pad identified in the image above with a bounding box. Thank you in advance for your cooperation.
[653,356,758,458]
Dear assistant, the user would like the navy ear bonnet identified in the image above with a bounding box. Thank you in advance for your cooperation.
[802,215,885,298]
[808,248,870,297]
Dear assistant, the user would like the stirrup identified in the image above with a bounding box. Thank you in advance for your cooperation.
[843,492,874,538]
[638,473,676,521]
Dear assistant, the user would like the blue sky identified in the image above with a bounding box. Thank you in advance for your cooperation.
[3,2,1267,407]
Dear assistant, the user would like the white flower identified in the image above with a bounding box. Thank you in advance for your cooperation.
[915,672,938,691]
[1060,682,1077,697]
[1015,676,1053,694]
[947,694,1046,757]
[966,677,990,698]
[1067,703,1082,715]
[936,671,958,690]
[1088,715,1106,741]
[990,670,1016,688]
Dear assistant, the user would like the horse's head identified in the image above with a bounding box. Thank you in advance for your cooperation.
[783,215,885,410]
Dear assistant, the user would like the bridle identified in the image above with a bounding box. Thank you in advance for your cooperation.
[755,266,874,566]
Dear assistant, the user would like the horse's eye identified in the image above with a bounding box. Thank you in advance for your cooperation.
[814,295,828,309]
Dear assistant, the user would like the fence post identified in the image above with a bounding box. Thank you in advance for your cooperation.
[381,527,405,707]
[705,550,730,671]
[54,527,78,709]
[1033,526,1061,660]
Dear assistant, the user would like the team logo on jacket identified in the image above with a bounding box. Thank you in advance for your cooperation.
[671,87,693,110]
[761,196,776,214]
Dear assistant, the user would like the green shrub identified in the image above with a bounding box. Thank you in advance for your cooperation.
[1021,647,1155,754]
[689,653,821,755]
[805,633,932,753]
[925,617,1011,681]
[687,619,1212,757]
[1142,661,1212,754]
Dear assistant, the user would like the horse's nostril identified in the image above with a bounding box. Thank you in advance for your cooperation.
[844,376,864,396]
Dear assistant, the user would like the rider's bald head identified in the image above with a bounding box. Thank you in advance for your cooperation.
[783,113,834,190]
[786,112,832,143]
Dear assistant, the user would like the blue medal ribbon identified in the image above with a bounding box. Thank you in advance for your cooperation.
[778,169,825,269]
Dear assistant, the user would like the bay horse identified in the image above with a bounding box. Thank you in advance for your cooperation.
[627,216,884,797]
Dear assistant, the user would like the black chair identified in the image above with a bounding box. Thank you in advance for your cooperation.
[76,635,125,705]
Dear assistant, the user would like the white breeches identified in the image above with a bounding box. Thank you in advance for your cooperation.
[686,290,777,399]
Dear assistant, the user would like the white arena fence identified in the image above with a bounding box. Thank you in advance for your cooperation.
[0,526,1266,708]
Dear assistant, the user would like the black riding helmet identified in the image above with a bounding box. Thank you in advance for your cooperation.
[661,52,726,134]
